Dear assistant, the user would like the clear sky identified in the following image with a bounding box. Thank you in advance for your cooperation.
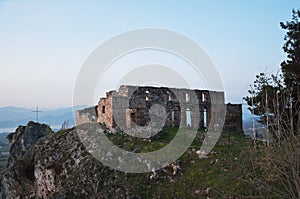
[0,0,298,108]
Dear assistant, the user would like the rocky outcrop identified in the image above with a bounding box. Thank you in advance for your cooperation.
[0,122,238,198]
[0,122,52,199]
[6,121,52,167]
[0,123,141,198]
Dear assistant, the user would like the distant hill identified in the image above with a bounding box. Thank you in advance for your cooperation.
[0,106,88,132]
[0,106,33,121]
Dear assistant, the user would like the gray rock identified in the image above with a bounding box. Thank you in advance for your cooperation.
[6,121,52,167]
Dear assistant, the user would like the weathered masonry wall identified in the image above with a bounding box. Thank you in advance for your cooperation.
[101,85,224,130]
[97,91,114,129]
[223,104,243,134]
[75,106,98,125]
[75,85,243,134]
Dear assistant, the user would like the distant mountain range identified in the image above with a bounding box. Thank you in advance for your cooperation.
[0,106,87,132]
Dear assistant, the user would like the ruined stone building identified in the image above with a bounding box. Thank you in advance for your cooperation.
[76,85,243,134]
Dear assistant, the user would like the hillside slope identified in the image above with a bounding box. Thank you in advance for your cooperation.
[0,123,252,198]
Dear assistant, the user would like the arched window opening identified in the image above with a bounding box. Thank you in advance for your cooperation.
[186,108,192,127]
[186,93,190,102]
[146,90,150,101]
[203,108,207,128]
[202,93,207,102]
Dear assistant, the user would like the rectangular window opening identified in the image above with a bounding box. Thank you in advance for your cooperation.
[186,93,190,102]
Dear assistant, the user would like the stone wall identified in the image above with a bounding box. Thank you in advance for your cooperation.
[223,104,243,134]
[75,106,98,125]
[97,85,226,130]
[97,91,114,129]
[75,85,243,134]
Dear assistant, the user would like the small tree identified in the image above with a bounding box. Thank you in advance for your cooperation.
[242,10,300,197]
[281,9,300,88]
[281,9,300,131]
[244,73,289,139]
[245,9,300,136]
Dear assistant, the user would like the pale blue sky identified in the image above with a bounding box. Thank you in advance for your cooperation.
[0,0,298,108]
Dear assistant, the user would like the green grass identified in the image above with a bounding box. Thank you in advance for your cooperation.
[102,128,252,198]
